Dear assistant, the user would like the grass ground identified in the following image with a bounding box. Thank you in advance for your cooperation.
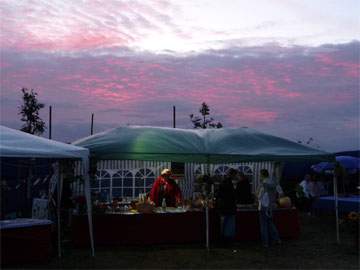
[5,213,359,269]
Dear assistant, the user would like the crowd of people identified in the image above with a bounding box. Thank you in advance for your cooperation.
[147,164,358,248]
[149,167,285,248]
[215,168,284,248]
[296,173,329,215]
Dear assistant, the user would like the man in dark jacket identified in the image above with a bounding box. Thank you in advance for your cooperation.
[235,172,253,204]
[216,168,237,244]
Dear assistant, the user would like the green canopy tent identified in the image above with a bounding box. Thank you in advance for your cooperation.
[74,126,338,247]
[73,126,333,163]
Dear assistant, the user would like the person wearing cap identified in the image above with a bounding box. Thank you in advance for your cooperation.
[149,169,182,207]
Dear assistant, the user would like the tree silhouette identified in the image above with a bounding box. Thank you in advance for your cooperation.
[190,102,223,129]
[18,88,46,135]
[296,137,320,149]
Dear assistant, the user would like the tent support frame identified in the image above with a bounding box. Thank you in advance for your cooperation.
[205,155,210,250]
[57,161,63,258]
[333,175,340,244]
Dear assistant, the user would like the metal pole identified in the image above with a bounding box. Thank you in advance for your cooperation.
[26,160,34,217]
[49,106,52,139]
[27,162,33,200]
[205,155,210,250]
[206,205,209,250]
[57,162,63,258]
[333,175,340,243]
[173,106,176,128]
[84,171,95,257]
[91,113,94,135]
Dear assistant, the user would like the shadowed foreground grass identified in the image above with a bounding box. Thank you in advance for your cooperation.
[5,213,359,269]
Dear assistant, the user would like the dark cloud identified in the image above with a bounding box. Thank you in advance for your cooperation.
[1,42,359,151]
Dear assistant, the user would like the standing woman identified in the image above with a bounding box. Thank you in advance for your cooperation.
[257,169,284,248]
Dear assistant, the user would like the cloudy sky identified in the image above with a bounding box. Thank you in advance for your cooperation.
[0,0,359,151]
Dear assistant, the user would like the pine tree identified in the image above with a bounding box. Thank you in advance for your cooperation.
[18,88,46,135]
[190,102,223,129]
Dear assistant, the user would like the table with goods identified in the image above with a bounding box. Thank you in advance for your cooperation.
[72,194,300,247]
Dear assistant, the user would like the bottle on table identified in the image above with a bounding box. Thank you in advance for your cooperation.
[161,198,167,212]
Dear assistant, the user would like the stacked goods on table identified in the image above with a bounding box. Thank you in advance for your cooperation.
[91,195,219,215]
[91,195,293,215]
[135,201,155,214]
[278,196,292,208]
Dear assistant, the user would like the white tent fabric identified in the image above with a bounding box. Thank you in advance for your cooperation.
[1,125,88,159]
[0,125,94,256]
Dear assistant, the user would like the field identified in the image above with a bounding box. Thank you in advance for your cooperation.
[5,213,359,269]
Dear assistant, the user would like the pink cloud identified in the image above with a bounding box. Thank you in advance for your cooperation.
[205,67,301,98]
[0,0,177,53]
[224,107,278,124]
[315,52,360,78]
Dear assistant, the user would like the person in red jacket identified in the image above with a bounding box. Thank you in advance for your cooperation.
[150,169,182,207]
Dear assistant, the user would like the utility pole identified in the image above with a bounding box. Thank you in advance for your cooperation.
[173,106,176,128]
[49,106,52,139]
[91,113,94,135]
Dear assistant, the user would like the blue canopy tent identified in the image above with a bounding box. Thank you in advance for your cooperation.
[312,156,360,174]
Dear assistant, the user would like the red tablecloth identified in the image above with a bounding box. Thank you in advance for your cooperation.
[73,211,217,247]
[72,208,300,247]
[0,219,53,266]
[235,208,300,241]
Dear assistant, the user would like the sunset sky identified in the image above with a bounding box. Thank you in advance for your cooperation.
[0,0,359,152]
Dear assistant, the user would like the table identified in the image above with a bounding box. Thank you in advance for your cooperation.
[72,208,300,247]
[0,218,53,266]
[72,210,216,247]
[312,195,360,214]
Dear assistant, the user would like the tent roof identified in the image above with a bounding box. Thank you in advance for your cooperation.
[73,126,333,163]
[0,125,89,159]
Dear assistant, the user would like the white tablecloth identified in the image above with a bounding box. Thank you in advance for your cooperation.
[0,218,53,230]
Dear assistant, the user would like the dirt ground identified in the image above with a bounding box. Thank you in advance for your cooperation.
[4,213,359,269]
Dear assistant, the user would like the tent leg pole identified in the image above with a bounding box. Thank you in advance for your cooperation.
[205,205,209,250]
[57,162,63,258]
[83,159,95,256]
[333,175,340,244]
[205,155,210,251]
